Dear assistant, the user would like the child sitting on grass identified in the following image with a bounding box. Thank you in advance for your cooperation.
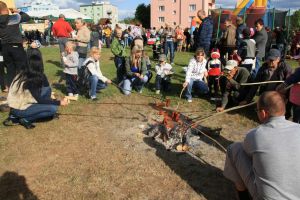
[83,47,112,100]
[62,41,79,98]
[155,54,173,94]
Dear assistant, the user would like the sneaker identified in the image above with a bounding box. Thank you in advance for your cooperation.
[74,94,79,98]
[90,96,98,101]
[187,99,192,103]
[155,90,160,94]
[3,115,19,126]
[138,90,143,94]
[67,93,74,97]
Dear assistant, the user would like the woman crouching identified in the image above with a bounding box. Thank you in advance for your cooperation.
[4,55,69,129]
[121,45,149,95]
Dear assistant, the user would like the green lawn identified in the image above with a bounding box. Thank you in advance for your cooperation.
[0,46,299,126]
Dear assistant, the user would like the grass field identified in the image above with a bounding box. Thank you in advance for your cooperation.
[0,46,298,200]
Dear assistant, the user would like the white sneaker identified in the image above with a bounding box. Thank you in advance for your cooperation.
[138,90,143,94]
[155,90,160,94]
[187,99,192,103]
[68,93,73,97]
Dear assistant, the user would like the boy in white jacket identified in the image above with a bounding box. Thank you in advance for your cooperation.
[83,47,111,100]
[183,48,209,102]
[155,54,173,94]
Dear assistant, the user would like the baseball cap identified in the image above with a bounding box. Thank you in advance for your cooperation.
[224,60,238,71]
[267,49,281,61]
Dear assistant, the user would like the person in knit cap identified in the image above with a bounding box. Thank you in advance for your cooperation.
[207,48,222,99]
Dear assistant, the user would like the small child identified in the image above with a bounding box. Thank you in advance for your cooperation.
[62,41,79,97]
[83,47,112,100]
[111,27,127,83]
[155,54,173,94]
[207,48,222,99]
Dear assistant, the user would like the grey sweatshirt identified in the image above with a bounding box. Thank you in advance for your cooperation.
[63,51,79,75]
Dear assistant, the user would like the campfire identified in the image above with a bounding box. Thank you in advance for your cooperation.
[144,99,222,152]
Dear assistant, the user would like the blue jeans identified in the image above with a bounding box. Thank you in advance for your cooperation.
[185,79,209,100]
[252,57,262,79]
[89,75,107,98]
[164,41,174,63]
[114,56,125,83]
[11,87,58,122]
[122,75,148,95]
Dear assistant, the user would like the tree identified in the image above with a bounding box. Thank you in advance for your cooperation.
[291,9,300,30]
[134,3,150,28]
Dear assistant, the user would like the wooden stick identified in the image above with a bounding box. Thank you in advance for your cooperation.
[192,102,257,126]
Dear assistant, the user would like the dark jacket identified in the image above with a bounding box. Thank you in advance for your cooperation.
[197,16,213,47]
[221,67,250,108]
[236,23,247,47]
[253,27,268,59]
[0,12,30,44]
[285,67,300,86]
[245,61,292,102]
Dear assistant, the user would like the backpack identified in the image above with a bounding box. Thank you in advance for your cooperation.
[77,60,93,96]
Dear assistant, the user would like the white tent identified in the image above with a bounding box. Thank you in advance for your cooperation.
[26,9,92,21]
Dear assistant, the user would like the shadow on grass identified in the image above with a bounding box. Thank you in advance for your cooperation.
[46,60,62,68]
[0,171,38,200]
[143,137,234,199]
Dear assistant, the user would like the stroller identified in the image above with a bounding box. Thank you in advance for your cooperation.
[152,37,164,60]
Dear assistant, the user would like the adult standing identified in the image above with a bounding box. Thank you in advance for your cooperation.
[236,16,247,49]
[224,91,300,200]
[52,14,73,57]
[74,18,91,68]
[253,18,268,78]
[220,18,236,64]
[162,23,175,64]
[0,1,30,86]
[196,10,213,56]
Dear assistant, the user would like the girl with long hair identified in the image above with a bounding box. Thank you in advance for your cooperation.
[4,54,69,128]
[121,45,148,95]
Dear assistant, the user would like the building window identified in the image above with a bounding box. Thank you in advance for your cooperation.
[173,0,176,3]
[158,17,165,23]
[189,4,196,11]
[173,10,176,15]
[159,6,165,12]
[173,22,176,26]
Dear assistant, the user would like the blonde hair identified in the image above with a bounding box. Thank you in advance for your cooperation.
[65,41,75,50]
[89,47,101,57]
[131,45,143,67]
[131,45,143,54]
[0,1,7,11]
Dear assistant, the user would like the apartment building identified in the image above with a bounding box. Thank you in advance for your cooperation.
[80,1,118,24]
[151,0,215,28]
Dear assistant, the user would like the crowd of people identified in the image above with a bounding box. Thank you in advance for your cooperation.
[1,1,300,198]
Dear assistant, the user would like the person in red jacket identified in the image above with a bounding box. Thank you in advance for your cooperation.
[52,14,73,58]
